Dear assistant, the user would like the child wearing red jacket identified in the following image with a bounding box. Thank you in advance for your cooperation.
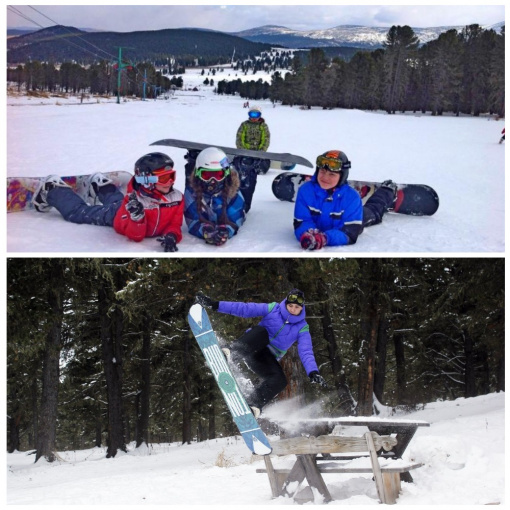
[32,153,184,251]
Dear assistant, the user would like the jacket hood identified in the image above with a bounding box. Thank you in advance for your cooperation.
[278,298,306,323]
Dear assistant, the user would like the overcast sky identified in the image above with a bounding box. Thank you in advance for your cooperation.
[7,4,505,33]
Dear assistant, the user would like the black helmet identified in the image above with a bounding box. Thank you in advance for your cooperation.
[134,152,175,189]
[316,150,351,186]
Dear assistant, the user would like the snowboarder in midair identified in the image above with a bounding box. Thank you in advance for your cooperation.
[295,150,398,250]
[195,288,326,418]
[31,153,184,251]
[184,147,245,246]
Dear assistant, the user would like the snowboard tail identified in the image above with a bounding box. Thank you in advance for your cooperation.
[7,171,132,213]
[151,138,313,169]
[187,304,272,456]
[272,173,439,216]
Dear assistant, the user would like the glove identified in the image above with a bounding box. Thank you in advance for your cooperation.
[309,371,327,388]
[300,229,327,251]
[196,292,219,310]
[125,192,145,222]
[203,224,230,246]
[157,233,178,252]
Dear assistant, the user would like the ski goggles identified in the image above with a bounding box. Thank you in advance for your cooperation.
[135,167,175,185]
[195,157,231,182]
[248,111,261,119]
[316,155,344,172]
[287,292,305,305]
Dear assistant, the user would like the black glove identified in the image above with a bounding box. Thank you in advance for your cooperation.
[196,291,219,310]
[157,233,178,252]
[309,371,327,388]
[203,224,230,246]
[126,192,145,222]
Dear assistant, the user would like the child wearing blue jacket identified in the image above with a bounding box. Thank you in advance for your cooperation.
[184,147,245,246]
[196,289,326,417]
[294,150,397,250]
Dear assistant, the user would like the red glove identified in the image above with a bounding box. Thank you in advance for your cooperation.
[300,229,327,250]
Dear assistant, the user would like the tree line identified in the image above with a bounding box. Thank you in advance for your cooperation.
[7,258,504,461]
[7,61,183,98]
[217,24,505,116]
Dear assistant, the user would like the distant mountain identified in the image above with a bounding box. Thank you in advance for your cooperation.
[231,22,505,49]
[6,25,273,65]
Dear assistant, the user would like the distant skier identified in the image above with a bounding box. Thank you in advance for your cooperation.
[184,147,245,246]
[499,127,505,144]
[234,105,272,211]
[295,150,398,250]
[195,288,326,418]
[31,153,184,251]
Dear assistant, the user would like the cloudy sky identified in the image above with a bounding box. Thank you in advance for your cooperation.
[7,4,505,33]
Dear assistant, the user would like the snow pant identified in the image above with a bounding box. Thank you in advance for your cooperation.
[47,184,123,226]
[362,187,395,227]
[231,325,288,410]
[233,156,258,214]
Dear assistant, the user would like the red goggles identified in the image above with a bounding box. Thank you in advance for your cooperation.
[196,168,230,183]
[153,168,176,185]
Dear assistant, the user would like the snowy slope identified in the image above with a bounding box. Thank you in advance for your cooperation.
[7,392,505,505]
[7,67,505,253]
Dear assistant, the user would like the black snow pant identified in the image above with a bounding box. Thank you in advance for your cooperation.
[231,325,287,410]
[362,187,395,227]
[48,184,123,226]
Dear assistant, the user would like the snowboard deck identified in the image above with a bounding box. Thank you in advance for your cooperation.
[187,304,272,456]
[150,138,313,168]
[7,172,132,213]
[272,172,439,216]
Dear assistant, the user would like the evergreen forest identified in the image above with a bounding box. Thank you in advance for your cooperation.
[7,258,504,462]
[217,24,505,116]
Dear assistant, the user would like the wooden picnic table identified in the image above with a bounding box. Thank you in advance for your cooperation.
[257,417,430,504]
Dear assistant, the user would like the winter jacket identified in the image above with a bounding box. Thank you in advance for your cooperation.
[113,179,184,242]
[236,118,271,151]
[184,168,245,240]
[218,299,319,375]
[294,174,363,246]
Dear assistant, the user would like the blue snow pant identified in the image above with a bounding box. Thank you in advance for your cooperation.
[47,185,123,226]
[362,187,395,227]
[231,325,287,410]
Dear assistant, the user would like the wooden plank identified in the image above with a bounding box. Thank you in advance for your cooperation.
[271,432,397,456]
[256,462,423,475]
[365,431,389,504]
[300,454,332,503]
[263,455,281,498]
[281,456,307,498]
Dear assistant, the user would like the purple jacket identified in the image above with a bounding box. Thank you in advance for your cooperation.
[217,299,319,375]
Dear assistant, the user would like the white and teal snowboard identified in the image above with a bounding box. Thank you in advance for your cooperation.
[188,303,272,455]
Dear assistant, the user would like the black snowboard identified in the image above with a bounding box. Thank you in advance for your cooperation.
[150,138,313,168]
[272,172,439,216]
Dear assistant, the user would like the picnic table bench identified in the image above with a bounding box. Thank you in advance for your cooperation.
[256,417,430,504]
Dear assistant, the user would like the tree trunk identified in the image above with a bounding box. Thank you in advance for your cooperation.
[182,334,192,445]
[373,316,388,405]
[208,378,216,440]
[99,284,127,458]
[394,334,408,404]
[464,330,476,398]
[35,263,64,463]
[136,315,151,447]
[319,281,355,415]
[357,305,378,416]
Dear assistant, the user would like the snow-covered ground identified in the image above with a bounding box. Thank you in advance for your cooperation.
[7,392,505,505]
[7,67,505,253]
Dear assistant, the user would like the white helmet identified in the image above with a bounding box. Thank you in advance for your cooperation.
[195,147,230,171]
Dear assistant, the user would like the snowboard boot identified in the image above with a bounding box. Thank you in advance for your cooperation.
[32,175,70,212]
[87,173,115,204]
[221,347,231,361]
[380,180,399,210]
[250,406,261,419]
